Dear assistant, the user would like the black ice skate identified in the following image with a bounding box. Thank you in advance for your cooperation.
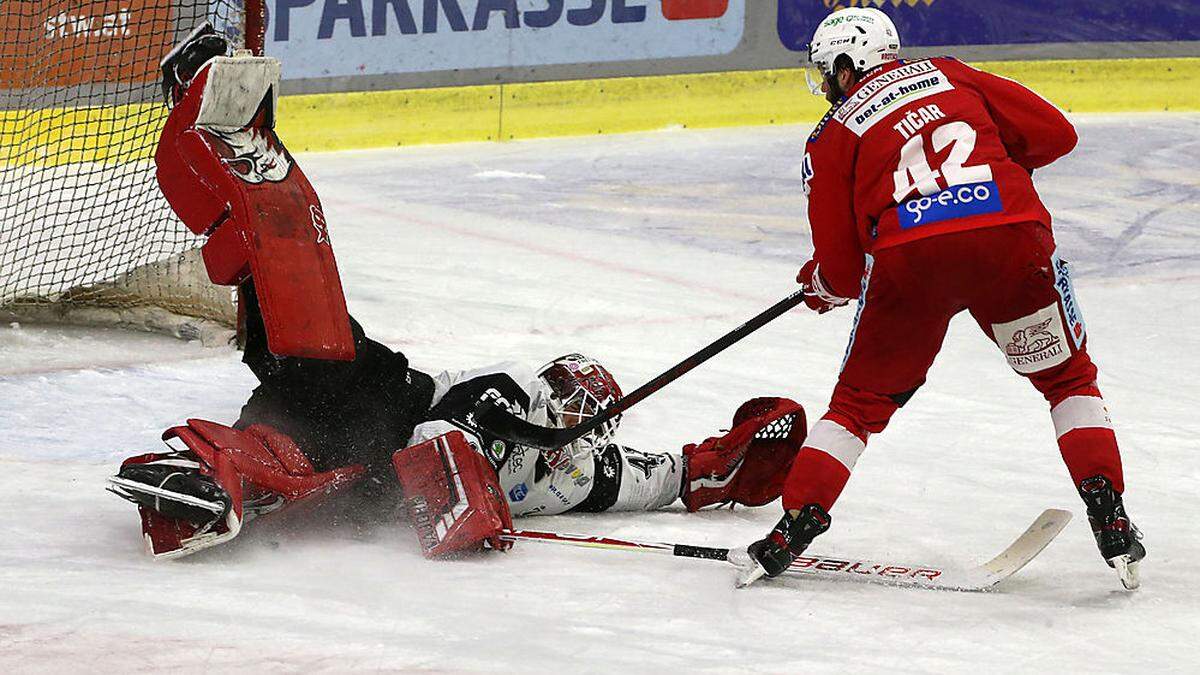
[1078,474,1145,590]
[107,456,231,526]
[733,503,831,587]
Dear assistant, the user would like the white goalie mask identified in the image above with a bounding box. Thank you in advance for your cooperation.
[538,353,623,451]
[806,7,901,95]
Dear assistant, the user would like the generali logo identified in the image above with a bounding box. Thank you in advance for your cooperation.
[1003,318,1063,367]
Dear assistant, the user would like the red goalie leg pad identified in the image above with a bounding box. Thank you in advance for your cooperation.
[112,421,364,559]
[682,397,807,511]
[168,420,365,501]
[392,432,514,558]
[137,507,222,559]
[155,53,353,360]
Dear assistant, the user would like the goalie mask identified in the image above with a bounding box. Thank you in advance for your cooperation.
[538,353,623,450]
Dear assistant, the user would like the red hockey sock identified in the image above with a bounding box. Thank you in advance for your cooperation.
[1058,427,1124,494]
[782,449,852,512]
[781,418,864,512]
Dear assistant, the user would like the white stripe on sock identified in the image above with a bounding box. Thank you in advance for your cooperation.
[1051,396,1113,440]
[805,419,867,472]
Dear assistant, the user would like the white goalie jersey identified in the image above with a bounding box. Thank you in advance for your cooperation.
[407,362,683,517]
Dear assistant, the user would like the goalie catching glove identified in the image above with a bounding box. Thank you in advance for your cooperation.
[107,420,364,559]
[682,397,807,511]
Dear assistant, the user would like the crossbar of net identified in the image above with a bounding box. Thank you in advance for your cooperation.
[0,1,249,339]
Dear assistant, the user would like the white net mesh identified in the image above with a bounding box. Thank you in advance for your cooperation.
[0,1,252,339]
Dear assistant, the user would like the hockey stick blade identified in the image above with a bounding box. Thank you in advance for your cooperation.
[474,398,581,449]
[476,289,808,449]
[502,508,1071,592]
[769,508,1072,591]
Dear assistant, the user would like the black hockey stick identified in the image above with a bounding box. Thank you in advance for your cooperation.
[474,288,808,449]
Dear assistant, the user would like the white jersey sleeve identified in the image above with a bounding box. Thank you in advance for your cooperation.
[408,360,683,517]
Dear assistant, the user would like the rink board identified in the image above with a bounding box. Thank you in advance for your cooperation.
[275,57,1200,151]
[4,58,1199,163]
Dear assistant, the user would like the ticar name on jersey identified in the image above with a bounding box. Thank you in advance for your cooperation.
[834,59,954,137]
[892,103,946,140]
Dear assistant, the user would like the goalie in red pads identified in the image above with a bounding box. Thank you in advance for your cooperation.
[108,340,807,558]
[107,25,808,560]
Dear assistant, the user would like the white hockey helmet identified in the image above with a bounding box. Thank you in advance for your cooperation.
[538,353,623,450]
[807,7,900,92]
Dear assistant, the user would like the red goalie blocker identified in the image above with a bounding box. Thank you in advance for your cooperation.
[155,54,354,360]
[392,432,514,558]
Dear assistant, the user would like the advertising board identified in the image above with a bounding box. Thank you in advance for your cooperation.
[266,0,746,79]
[778,0,1200,52]
[1,1,174,89]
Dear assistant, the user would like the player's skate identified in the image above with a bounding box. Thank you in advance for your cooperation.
[731,504,831,587]
[1078,475,1145,590]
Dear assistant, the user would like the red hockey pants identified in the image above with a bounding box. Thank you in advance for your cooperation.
[783,222,1124,512]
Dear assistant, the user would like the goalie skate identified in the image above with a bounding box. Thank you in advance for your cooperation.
[108,420,365,559]
[107,456,233,525]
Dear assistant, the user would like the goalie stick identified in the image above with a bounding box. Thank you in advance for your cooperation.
[500,508,1071,591]
[474,289,808,449]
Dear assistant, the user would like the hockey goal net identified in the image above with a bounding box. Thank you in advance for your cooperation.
[1,1,263,343]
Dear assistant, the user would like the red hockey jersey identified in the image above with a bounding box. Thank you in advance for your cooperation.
[803,57,1078,298]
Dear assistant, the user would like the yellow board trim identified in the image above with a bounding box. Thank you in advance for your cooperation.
[277,57,1200,151]
[4,58,1198,164]
[277,85,503,152]
[1,103,167,165]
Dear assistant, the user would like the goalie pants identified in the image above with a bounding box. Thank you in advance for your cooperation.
[236,282,435,473]
[783,222,1125,512]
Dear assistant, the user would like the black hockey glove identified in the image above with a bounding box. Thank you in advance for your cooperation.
[160,21,230,106]
[747,504,832,578]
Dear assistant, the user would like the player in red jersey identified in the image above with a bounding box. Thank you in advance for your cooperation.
[734,7,1145,589]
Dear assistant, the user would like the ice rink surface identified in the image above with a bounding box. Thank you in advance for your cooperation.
[2,115,1199,672]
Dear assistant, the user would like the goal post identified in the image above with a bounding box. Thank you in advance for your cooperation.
[0,1,265,344]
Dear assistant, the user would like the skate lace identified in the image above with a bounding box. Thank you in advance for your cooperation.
[244,492,286,518]
[144,451,203,470]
